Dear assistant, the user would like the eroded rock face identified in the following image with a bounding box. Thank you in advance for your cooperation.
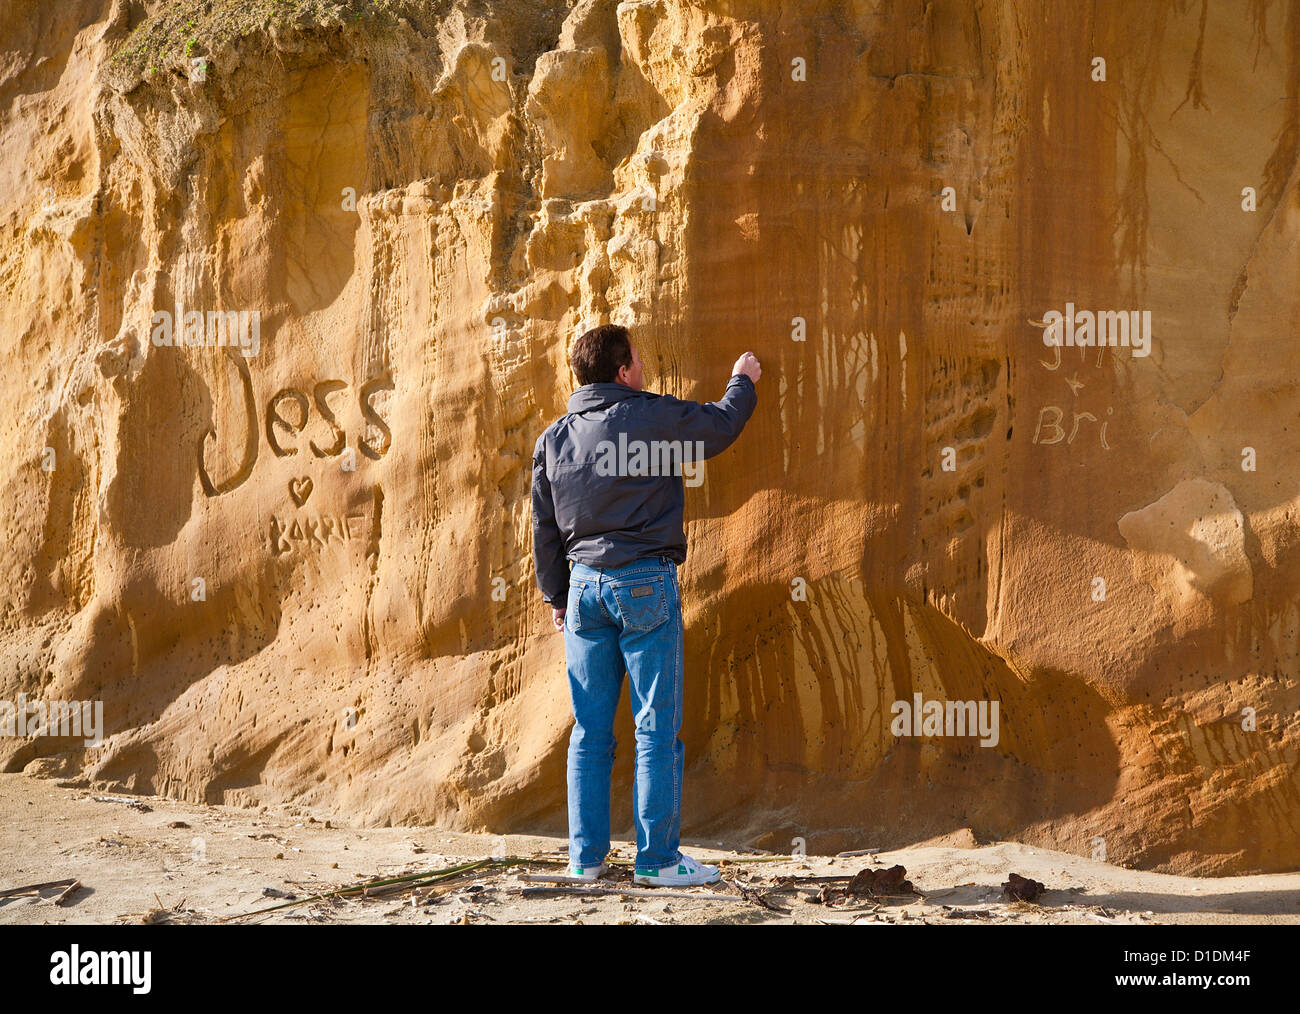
[1,0,1298,874]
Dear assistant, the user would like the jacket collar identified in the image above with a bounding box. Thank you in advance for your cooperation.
[566,382,654,414]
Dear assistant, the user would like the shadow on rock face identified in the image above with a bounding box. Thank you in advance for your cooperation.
[105,345,204,548]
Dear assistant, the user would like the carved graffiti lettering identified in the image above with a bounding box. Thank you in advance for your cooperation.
[1032,404,1112,450]
[267,389,309,457]
[198,349,259,495]
[359,374,393,460]
[270,513,369,556]
[1034,326,1114,451]
[200,372,393,497]
[1032,406,1065,445]
[310,380,347,458]
[1067,411,1098,444]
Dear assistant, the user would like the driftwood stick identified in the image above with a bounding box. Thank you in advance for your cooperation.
[0,878,77,899]
[91,796,152,810]
[53,880,82,906]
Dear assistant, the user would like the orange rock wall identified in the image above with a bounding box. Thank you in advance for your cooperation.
[1,0,1298,874]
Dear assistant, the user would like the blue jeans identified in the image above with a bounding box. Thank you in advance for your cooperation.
[563,556,684,870]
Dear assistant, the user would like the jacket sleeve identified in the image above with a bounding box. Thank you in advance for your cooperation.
[531,434,569,607]
[655,373,757,458]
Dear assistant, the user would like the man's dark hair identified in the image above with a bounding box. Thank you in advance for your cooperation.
[569,324,632,385]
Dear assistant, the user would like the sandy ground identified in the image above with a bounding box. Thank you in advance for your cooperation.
[1,773,1297,926]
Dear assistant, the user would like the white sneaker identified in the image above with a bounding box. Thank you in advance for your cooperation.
[567,861,607,881]
[632,852,720,887]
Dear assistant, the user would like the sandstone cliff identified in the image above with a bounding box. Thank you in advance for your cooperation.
[2,0,1298,875]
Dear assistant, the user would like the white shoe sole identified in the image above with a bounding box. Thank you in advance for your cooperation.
[632,871,720,887]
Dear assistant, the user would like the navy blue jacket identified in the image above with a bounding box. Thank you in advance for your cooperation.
[531,374,757,607]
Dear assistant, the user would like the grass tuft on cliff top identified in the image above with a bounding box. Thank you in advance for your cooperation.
[107,0,443,83]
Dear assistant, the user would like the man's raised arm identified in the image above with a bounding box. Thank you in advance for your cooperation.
[654,351,762,458]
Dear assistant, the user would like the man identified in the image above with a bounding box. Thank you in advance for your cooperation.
[532,324,760,886]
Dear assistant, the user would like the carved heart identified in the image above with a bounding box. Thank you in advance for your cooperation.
[289,476,313,507]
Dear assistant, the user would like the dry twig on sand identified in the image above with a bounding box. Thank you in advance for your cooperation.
[0,877,77,899]
[221,856,568,922]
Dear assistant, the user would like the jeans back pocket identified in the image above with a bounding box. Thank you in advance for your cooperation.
[611,575,668,631]
[566,581,587,631]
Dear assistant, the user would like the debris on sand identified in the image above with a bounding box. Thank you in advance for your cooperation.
[222,856,556,922]
[847,865,913,896]
[728,877,788,912]
[812,865,914,905]
[122,894,193,925]
[91,796,153,813]
[0,877,79,901]
[1003,872,1045,902]
[53,880,82,906]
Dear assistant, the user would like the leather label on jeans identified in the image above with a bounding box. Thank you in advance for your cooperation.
[630,585,654,597]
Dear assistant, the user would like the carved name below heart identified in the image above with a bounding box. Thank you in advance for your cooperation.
[289,476,313,506]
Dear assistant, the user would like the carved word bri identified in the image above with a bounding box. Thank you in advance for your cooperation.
[198,354,393,497]
[1032,405,1112,449]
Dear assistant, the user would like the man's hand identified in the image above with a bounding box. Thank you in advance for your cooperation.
[732,351,761,383]
[552,607,566,632]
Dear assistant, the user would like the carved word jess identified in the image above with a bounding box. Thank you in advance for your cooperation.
[198,360,392,496]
